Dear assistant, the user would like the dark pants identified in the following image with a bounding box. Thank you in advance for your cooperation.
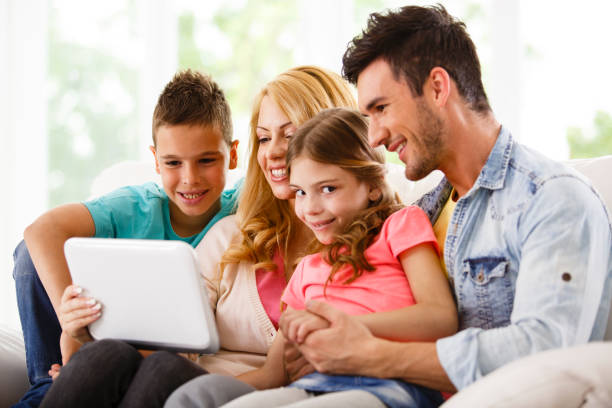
[40,339,208,408]
[12,240,62,408]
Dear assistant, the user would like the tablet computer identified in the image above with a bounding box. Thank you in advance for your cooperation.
[64,237,219,354]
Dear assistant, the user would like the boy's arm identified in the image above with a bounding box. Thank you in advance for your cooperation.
[236,332,289,390]
[355,243,458,341]
[24,203,96,314]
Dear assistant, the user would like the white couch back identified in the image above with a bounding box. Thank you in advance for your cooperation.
[91,156,612,340]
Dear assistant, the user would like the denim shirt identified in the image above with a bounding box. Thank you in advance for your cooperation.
[416,126,612,390]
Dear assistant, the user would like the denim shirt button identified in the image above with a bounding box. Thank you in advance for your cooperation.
[562,272,572,282]
[477,269,485,282]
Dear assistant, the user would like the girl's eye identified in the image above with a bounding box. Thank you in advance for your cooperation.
[285,133,294,139]
[322,186,336,194]
[295,189,305,197]
[258,136,270,144]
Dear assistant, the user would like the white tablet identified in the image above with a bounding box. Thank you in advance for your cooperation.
[64,237,219,354]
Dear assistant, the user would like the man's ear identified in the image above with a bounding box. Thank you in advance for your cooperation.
[149,145,161,174]
[228,140,239,170]
[426,67,451,108]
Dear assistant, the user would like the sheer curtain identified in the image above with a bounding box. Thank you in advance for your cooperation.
[1,0,48,329]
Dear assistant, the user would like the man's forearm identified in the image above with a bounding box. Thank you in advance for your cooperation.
[363,338,456,392]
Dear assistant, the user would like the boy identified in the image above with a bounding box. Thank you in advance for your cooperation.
[12,69,239,407]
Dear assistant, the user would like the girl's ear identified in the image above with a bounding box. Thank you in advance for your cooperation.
[368,186,382,202]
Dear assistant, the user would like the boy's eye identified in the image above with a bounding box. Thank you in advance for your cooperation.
[199,158,216,164]
[322,186,336,194]
[165,160,180,167]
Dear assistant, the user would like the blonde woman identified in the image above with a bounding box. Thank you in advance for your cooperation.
[40,66,357,408]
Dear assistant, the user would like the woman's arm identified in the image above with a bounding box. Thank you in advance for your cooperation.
[236,332,289,389]
[356,242,458,341]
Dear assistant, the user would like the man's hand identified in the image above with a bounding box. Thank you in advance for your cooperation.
[58,285,99,345]
[280,307,330,344]
[296,301,379,375]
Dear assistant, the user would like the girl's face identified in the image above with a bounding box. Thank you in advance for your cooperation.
[290,156,379,245]
[256,95,298,200]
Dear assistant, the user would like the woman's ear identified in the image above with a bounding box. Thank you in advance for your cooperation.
[368,186,382,202]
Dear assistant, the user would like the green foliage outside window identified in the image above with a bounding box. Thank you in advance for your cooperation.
[47,4,140,206]
[567,111,612,159]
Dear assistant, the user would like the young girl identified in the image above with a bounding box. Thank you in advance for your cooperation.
[221,108,458,408]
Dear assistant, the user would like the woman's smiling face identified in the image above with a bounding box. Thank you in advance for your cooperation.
[256,95,298,200]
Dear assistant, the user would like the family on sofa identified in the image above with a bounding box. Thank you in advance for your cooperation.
[11,4,612,408]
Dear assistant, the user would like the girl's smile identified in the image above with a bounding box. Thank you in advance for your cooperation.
[289,156,378,245]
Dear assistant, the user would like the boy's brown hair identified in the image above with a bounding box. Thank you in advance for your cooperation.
[152,69,233,146]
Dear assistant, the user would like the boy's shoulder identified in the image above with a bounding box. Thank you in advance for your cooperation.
[86,182,166,206]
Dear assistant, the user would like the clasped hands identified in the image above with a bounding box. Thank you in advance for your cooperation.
[280,301,376,382]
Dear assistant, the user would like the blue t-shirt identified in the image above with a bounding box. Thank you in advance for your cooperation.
[83,182,239,247]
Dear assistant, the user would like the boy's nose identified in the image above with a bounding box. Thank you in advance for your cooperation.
[182,163,199,184]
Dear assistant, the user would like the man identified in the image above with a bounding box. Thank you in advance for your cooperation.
[281,4,612,393]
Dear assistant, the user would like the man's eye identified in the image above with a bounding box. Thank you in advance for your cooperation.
[322,186,336,193]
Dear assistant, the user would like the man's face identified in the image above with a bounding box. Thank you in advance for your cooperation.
[151,124,238,233]
[357,58,445,181]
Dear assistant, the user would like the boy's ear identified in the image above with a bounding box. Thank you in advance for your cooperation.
[228,140,239,170]
[150,145,161,174]
[368,186,382,202]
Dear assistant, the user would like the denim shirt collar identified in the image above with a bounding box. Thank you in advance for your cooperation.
[471,125,514,193]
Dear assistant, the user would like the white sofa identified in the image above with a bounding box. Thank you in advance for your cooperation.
[2,156,611,407]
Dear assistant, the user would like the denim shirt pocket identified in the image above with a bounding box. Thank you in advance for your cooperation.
[457,257,514,329]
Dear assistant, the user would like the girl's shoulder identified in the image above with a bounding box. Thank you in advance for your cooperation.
[384,205,429,226]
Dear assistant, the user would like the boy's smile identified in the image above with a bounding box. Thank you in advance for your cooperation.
[151,123,237,237]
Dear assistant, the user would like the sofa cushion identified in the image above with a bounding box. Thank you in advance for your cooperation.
[441,342,612,407]
[0,325,29,407]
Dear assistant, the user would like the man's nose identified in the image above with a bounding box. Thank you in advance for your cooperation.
[368,118,388,149]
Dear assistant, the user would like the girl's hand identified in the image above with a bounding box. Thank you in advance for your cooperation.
[58,285,100,344]
[283,340,315,382]
[280,308,330,344]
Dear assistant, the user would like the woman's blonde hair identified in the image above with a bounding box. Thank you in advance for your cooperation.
[286,108,403,287]
[221,66,356,273]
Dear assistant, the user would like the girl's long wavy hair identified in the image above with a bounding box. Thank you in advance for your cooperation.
[287,108,403,286]
[220,66,356,274]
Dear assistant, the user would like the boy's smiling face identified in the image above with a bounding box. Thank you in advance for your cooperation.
[151,123,237,236]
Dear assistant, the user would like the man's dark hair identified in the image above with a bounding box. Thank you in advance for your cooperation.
[152,69,233,146]
[342,4,490,113]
